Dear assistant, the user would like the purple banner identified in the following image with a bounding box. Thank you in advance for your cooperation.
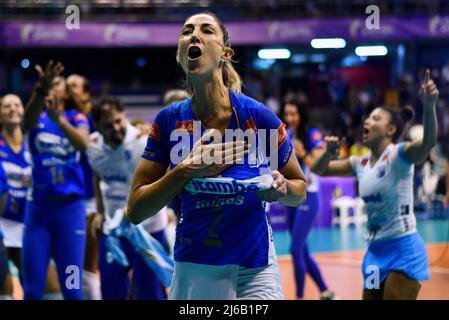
[314,176,356,228]
[1,15,449,47]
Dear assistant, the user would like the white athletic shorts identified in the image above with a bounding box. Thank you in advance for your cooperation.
[86,197,97,217]
[168,261,284,300]
[0,217,24,248]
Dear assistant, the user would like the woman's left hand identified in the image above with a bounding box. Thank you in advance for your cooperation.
[419,69,439,108]
[257,170,287,203]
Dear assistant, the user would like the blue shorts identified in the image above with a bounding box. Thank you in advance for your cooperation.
[362,232,430,289]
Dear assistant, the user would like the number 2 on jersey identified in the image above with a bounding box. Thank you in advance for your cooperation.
[203,207,223,248]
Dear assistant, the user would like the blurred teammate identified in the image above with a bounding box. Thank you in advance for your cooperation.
[312,70,438,300]
[0,94,62,299]
[87,97,169,300]
[282,100,337,300]
[67,74,101,300]
[127,12,307,299]
[0,165,11,299]
[162,89,190,250]
[22,61,89,300]
[0,94,32,297]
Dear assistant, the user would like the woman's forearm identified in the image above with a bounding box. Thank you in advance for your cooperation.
[311,151,332,175]
[57,119,88,151]
[127,164,191,224]
[421,104,437,151]
[278,178,307,207]
[24,91,45,131]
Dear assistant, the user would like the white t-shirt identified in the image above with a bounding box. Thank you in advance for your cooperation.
[87,123,167,233]
[349,143,416,241]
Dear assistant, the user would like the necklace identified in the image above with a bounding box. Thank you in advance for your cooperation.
[200,108,219,124]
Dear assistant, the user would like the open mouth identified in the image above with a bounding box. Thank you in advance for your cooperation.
[188,46,202,61]
[362,127,370,139]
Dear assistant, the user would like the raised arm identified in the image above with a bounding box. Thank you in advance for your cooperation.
[45,94,89,151]
[24,61,64,131]
[403,69,438,164]
[311,136,354,177]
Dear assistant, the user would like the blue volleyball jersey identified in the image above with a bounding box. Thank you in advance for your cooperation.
[0,164,8,238]
[0,134,32,222]
[27,110,89,204]
[142,91,293,268]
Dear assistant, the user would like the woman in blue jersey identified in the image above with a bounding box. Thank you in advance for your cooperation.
[127,12,307,300]
[67,74,102,300]
[0,164,11,299]
[312,69,438,300]
[0,94,62,299]
[282,100,337,300]
[22,61,89,300]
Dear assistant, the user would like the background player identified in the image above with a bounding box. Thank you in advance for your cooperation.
[312,70,438,300]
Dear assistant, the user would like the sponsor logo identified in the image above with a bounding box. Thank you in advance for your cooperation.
[429,15,449,35]
[195,195,245,209]
[2,162,32,189]
[104,24,151,43]
[35,132,75,157]
[186,178,263,195]
[21,23,67,44]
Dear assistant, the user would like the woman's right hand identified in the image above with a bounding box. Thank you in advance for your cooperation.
[180,129,249,178]
[34,60,64,95]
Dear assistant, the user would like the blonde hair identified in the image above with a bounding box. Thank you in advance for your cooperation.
[183,12,243,96]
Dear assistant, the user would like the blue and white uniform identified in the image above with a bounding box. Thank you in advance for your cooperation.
[87,123,169,300]
[22,110,88,300]
[142,90,293,299]
[0,134,32,248]
[349,143,430,287]
[0,165,9,292]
